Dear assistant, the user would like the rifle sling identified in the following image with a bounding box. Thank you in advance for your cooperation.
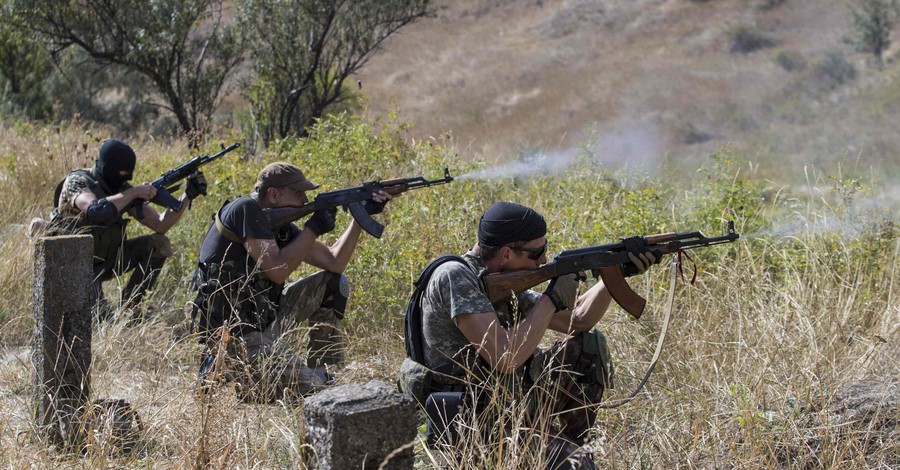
[214,209,241,244]
[598,257,678,409]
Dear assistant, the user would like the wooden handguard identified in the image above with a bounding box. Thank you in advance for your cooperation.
[643,232,677,245]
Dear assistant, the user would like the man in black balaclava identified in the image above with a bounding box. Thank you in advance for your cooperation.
[94,139,137,193]
[399,201,658,469]
[49,139,207,321]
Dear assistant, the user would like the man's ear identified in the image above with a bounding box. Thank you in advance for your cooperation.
[264,187,279,204]
[499,245,512,263]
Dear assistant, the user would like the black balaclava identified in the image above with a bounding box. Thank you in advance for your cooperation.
[477,202,547,246]
[94,139,136,192]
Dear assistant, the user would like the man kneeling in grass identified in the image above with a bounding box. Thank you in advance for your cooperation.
[192,162,391,402]
[400,202,656,469]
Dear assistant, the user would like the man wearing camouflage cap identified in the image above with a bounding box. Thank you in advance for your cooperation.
[193,162,391,401]
[399,201,657,469]
[46,138,207,320]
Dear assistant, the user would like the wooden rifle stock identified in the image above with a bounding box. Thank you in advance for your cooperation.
[485,264,559,304]
[485,255,650,318]
[264,205,314,229]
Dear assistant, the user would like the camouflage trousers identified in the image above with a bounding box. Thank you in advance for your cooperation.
[527,331,613,469]
[205,271,346,402]
[449,331,612,469]
[94,233,171,319]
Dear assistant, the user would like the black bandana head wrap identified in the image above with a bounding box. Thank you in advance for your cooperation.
[94,139,136,192]
[477,202,547,247]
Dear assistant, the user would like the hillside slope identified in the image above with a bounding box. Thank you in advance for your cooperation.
[356,0,900,182]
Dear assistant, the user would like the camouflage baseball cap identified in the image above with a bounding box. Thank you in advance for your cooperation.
[256,162,319,192]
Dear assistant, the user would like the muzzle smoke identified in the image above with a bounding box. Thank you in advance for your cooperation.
[456,147,581,180]
[752,185,900,239]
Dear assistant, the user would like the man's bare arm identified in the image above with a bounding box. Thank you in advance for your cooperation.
[456,295,558,374]
[245,228,319,284]
[547,281,613,334]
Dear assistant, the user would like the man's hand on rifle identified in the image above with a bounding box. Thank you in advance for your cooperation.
[543,273,581,312]
[363,190,393,215]
[185,171,208,200]
[627,251,658,275]
[127,183,157,201]
[305,207,337,236]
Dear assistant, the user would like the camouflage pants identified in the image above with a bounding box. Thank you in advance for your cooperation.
[450,331,611,469]
[527,331,612,469]
[213,271,346,402]
[94,233,171,317]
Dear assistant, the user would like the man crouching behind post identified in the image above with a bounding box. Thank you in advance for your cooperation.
[399,202,656,469]
[192,162,391,402]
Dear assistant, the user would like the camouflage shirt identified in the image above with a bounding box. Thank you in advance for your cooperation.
[51,169,131,224]
[420,251,541,373]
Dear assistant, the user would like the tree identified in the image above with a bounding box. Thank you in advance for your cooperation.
[0,3,53,119]
[240,0,433,145]
[13,0,244,135]
[847,0,900,64]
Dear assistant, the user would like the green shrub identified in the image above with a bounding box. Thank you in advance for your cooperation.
[730,25,779,54]
[776,50,807,72]
[811,50,857,91]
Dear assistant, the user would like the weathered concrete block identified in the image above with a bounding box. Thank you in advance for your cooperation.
[32,235,94,448]
[304,380,417,469]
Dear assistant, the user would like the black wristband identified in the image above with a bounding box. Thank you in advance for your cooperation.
[544,291,564,312]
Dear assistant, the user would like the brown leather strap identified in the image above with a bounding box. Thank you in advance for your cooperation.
[214,210,241,244]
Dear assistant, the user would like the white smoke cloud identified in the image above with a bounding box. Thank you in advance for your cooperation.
[456,147,581,180]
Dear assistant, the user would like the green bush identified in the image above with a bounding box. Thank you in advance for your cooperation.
[730,25,779,54]
[811,50,857,91]
[776,50,807,72]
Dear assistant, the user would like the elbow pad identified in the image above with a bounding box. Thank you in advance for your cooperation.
[85,198,119,225]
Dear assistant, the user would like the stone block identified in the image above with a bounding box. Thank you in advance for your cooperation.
[32,235,94,448]
[304,380,417,469]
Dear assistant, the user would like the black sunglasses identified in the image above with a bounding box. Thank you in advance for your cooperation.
[510,242,547,260]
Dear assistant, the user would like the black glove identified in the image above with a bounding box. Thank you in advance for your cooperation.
[305,207,337,236]
[543,273,580,312]
[363,199,386,215]
[185,171,208,200]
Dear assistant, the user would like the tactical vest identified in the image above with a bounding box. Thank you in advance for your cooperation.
[192,200,282,335]
[49,169,128,270]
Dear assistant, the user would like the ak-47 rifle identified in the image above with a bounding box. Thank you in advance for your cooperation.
[263,168,454,238]
[484,221,740,318]
[133,142,241,219]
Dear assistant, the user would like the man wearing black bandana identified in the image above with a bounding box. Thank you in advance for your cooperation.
[400,201,657,469]
[49,139,207,319]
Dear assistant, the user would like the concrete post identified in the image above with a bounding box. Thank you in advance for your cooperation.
[32,235,94,448]
[303,380,418,469]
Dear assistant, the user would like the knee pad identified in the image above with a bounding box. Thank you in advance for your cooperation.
[321,273,350,318]
[578,330,615,389]
[147,233,174,258]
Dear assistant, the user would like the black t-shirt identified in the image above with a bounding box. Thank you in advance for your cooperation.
[196,196,301,334]
[198,196,301,278]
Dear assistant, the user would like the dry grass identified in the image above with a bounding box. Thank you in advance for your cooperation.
[0,117,897,468]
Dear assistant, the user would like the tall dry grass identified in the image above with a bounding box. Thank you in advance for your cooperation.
[0,115,896,468]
